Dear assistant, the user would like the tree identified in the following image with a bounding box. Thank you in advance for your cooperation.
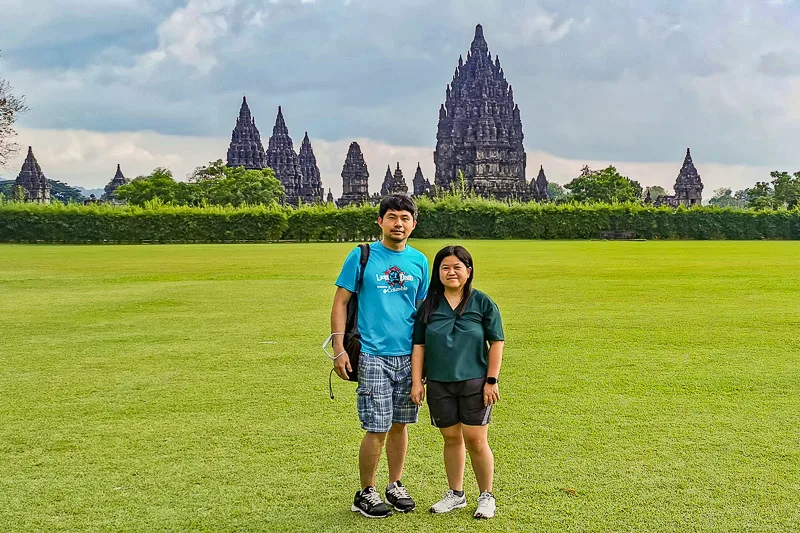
[115,168,197,206]
[643,186,667,201]
[546,182,568,201]
[1,55,29,168]
[206,167,284,207]
[770,171,800,209]
[733,189,749,206]
[743,171,800,210]
[48,179,84,204]
[564,166,643,203]
[745,181,775,210]
[190,159,284,206]
[708,187,745,208]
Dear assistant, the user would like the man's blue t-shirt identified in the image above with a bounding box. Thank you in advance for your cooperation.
[335,241,429,356]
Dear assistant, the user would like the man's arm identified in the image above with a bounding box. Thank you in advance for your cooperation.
[330,286,353,380]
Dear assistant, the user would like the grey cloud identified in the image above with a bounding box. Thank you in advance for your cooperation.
[758,51,800,76]
[3,0,800,169]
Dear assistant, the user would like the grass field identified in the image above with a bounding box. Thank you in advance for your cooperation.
[1,241,799,532]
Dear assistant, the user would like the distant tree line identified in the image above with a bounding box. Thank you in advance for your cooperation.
[114,160,285,207]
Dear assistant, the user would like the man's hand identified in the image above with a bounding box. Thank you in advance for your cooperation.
[483,383,499,407]
[333,351,352,380]
[411,381,425,405]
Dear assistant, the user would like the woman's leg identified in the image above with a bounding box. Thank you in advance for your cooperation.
[461,424,493,493]
[439,423,465,491]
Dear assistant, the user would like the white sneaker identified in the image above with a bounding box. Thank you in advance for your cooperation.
[474,491,496,519]
[429,489,467,514]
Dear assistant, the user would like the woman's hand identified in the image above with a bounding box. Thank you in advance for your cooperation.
[483,382,499,406]
[411,381,425,405]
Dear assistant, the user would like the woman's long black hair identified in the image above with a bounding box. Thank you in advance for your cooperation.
[421,245,474,323]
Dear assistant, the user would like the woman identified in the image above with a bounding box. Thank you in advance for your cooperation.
[410,245,505,520]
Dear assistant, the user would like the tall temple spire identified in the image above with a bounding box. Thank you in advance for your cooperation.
[266,106,304,206]
[471,24,488,55]
[226,95,266,170]
[529,165,548,202]
[298,132,324,204]
[412,162,431,197]
[337,142,370,207]
[380,163,408,197]
[15,147,51,204]
[381,165,393,197]
[434,24,527,200]
[103,163,130,203]
[674,147,703,207]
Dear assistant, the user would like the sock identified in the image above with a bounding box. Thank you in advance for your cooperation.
[452,489,464,497]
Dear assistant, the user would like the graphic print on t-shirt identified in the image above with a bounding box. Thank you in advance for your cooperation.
[376,266,416,294]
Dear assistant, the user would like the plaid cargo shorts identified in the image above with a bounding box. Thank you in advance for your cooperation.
[356,352,419,433]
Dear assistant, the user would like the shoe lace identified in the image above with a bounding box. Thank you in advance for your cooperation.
[444,490,462,503]
[363,489,384,506]
[389,484,411,500]
[477,492,493,505]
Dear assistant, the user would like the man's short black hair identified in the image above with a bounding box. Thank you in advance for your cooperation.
[379,194,418,220]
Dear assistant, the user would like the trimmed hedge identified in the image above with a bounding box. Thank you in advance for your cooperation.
[2,199,799,242]
[0,202,288,243]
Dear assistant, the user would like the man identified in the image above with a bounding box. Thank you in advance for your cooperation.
[330,195,429,519]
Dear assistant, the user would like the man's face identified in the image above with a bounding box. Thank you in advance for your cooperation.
[378,209,417,243]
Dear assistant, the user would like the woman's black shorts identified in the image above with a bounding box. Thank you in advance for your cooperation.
[426,378,492,428]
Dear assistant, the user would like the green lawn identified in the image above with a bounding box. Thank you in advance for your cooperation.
[1,241,799,532]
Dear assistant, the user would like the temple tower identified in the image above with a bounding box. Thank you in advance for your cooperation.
[529,165,548,202]
[337,142,370,207]
[15,147,51,204]
[412,163,432,197]
[298,132,324,204]
[434,24,527,200]
[226,96,267,170]
[266,106,304,206]
[103,164,130,203]
[674,148,703,207]
[380,163,409,197]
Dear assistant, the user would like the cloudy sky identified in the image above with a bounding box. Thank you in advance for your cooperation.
[2,0,799,196]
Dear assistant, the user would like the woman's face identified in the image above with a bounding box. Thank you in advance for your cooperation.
[439,255,472,291]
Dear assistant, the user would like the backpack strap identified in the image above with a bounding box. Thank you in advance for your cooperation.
[356,243,370,293]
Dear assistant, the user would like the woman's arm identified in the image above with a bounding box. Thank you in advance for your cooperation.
[484,340,504,406]
[411,344,426,405]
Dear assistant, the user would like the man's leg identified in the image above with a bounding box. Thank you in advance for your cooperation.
[385,423,407,483]
[382,356,419,512]
[360,431,387,489]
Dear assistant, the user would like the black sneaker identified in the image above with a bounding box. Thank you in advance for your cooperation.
[352,486,393,519]
[385,480,416,513]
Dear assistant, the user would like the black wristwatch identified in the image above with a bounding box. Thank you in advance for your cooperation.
[486,377,498,385]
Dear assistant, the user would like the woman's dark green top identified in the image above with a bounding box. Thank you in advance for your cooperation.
[413,289,504,382]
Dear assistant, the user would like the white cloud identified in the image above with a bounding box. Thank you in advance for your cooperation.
[143,0,234,74]
[522,13,574,44]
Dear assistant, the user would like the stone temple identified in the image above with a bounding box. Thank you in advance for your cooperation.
[103,164,130,203]
[338,142,370,207]
[227,96,267,170]
[266,106,305,206]
[655,149,704,207]
[298,132,324,204]
[15,147,51,204]
[380,163,409,197]
[412,163,432,197]
[434,24,528,201]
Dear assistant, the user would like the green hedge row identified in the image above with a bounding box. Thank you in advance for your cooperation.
[0,203,288,243]
[2,199,799,242]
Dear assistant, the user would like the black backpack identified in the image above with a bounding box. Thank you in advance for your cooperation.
[343,243,370,382]
[329,244,370,399]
